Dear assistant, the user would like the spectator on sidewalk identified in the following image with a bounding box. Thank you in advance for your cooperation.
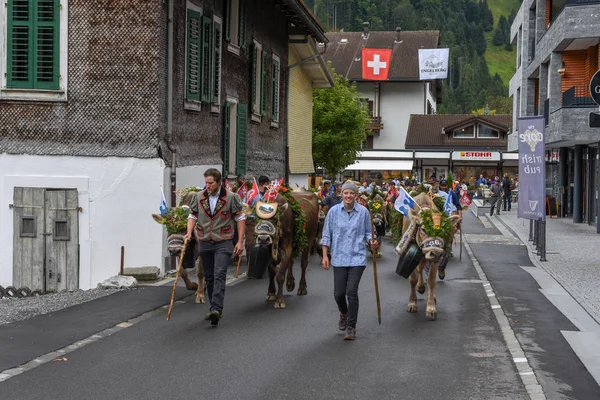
[477,174,487,187]
[320,182,378,341]
[489,177,503,216]
[502,174,512,211]
[184,168,246,327]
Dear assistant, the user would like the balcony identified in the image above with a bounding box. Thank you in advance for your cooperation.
[562,85,596,107]
[367,116,384,135]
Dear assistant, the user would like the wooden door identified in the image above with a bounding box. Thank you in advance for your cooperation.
[44,189,79,292]
[12,187,45,291]
[12,188,79,292]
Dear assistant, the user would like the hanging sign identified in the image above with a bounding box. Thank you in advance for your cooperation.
[418,48,449,80]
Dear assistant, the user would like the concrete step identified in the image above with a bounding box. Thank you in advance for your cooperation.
[122,266,160,281]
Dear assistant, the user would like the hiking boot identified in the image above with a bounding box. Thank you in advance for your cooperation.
[344,327,356,340]
[209,310,221,326]
[438,268,446,280]
[338,313,348,331]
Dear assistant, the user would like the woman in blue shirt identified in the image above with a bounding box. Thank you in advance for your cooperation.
[320,182,378,340]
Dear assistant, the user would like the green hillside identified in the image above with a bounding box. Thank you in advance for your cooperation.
[484,0,522,85]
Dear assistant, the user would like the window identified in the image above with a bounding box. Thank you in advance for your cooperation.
[185,5,222,113]
[223,99,248,177]
[478,124,500,139]
[453,125,475,138]
[1,0,67,101]
[53,218,69,240]
[20,216,37,237]
[271,54,280,127]
[250,40,266,122]
[225,0,246,55]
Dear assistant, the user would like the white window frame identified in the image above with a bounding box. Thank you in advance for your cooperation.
[477,123,500,139]
[270,53,280,128]
[452,124,475,139]
[251,40,263,123]
[184,2,203,112]
[0,0,69,102]
[211,15,223,113]
[227,0,240,55]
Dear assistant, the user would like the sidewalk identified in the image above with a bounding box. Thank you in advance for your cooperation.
[485,207,600,325]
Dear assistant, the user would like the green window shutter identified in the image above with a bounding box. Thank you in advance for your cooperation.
[271,59,280,121]
[261,52,267,116]
[8,0,59,90]
[35,0,60,89]
[251,46,257,113]
[7,0,32,88]
[236,104,248,176]
[223,102,230,177]
[212,20,222,104]
[225,0,231,41]
[238,0,246,48]
[200,16,211,102]
[186,9,201,101]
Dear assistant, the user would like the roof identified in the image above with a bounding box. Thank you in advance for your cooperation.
[280,0,328,43]
[322,30,440,81]
[405,114,512,149]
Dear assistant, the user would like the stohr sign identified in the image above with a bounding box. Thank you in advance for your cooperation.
[452,151,500,161]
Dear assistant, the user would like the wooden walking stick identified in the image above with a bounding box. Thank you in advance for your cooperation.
[235,253,243,278]
[368,211,382,325]
[459,224,463,262]
[167,237,190,321]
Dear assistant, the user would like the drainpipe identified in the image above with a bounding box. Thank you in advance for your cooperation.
[286,51,321,184]
[166,0,176,207]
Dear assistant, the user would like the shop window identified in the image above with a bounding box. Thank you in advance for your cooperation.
[478,124,499,139]
[453,125,475,139]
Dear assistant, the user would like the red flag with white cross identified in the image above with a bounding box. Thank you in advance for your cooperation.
[362,48,392,80]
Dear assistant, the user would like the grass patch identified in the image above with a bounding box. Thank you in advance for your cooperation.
[484,0,522,85]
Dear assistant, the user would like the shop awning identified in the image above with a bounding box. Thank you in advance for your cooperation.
[345,159,414,171]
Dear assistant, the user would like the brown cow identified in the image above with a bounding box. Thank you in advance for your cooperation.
[245,189,319,308]
[396,192,459,320]
[152,192,206,304]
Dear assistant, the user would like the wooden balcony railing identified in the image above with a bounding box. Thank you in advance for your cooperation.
[367,116,383,134]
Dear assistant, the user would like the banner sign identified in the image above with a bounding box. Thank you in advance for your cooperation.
[518,116,546,221]
[362,48,392,81]
[418,48,449,80]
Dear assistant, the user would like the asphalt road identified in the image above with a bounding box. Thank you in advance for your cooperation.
[0,232,529,400]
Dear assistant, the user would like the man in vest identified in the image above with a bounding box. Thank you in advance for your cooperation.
[184,168,246,326]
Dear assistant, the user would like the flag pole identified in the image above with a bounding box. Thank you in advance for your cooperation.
[368,210,382,325]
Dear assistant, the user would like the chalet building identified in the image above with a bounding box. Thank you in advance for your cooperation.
[405,114,514,185]
[0,0,329,291]
[509,0,600,229]
[322,25,443,180]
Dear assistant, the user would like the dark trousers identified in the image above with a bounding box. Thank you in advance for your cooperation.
[333,266,365,329]
[198,240,233,313]
[489,197,501,215]
[502,192,511,211]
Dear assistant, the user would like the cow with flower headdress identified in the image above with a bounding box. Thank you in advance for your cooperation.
[244,182,319,309]
[152,187,207,304]
[394,185,460,320]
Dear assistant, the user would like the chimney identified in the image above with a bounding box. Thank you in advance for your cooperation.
[395,27,403,43]
[363,21,370,39]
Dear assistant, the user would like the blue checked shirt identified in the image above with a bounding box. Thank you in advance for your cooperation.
[320,202,373,267]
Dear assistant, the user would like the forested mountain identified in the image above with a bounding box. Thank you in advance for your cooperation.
[305,0,521,114]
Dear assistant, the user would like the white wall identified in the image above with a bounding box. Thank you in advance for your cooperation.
[357,82,426,150]
[289,174,309,190]
[0,154,167,290]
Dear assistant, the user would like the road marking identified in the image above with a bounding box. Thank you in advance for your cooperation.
[0,276,247,382]
[462,238,546,400]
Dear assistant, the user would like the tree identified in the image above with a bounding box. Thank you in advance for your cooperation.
[312,68,370,175]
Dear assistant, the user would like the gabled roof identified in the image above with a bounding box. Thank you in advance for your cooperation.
[322,30,440,81]
[280,0,328,43]
[405,114,512,149]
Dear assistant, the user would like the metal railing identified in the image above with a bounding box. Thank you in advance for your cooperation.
[367,116,384,132]
[562,85,596,107]
[530,219,547,262]
[567,0,600,5]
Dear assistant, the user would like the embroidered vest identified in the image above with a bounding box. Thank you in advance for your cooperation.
[194,191,238,242]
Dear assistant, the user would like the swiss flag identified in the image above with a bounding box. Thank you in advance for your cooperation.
[362,48,392,80]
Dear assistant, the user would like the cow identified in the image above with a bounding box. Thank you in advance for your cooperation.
[245,189,319,309]
[395,192,459,320]
[152,192,206,304]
